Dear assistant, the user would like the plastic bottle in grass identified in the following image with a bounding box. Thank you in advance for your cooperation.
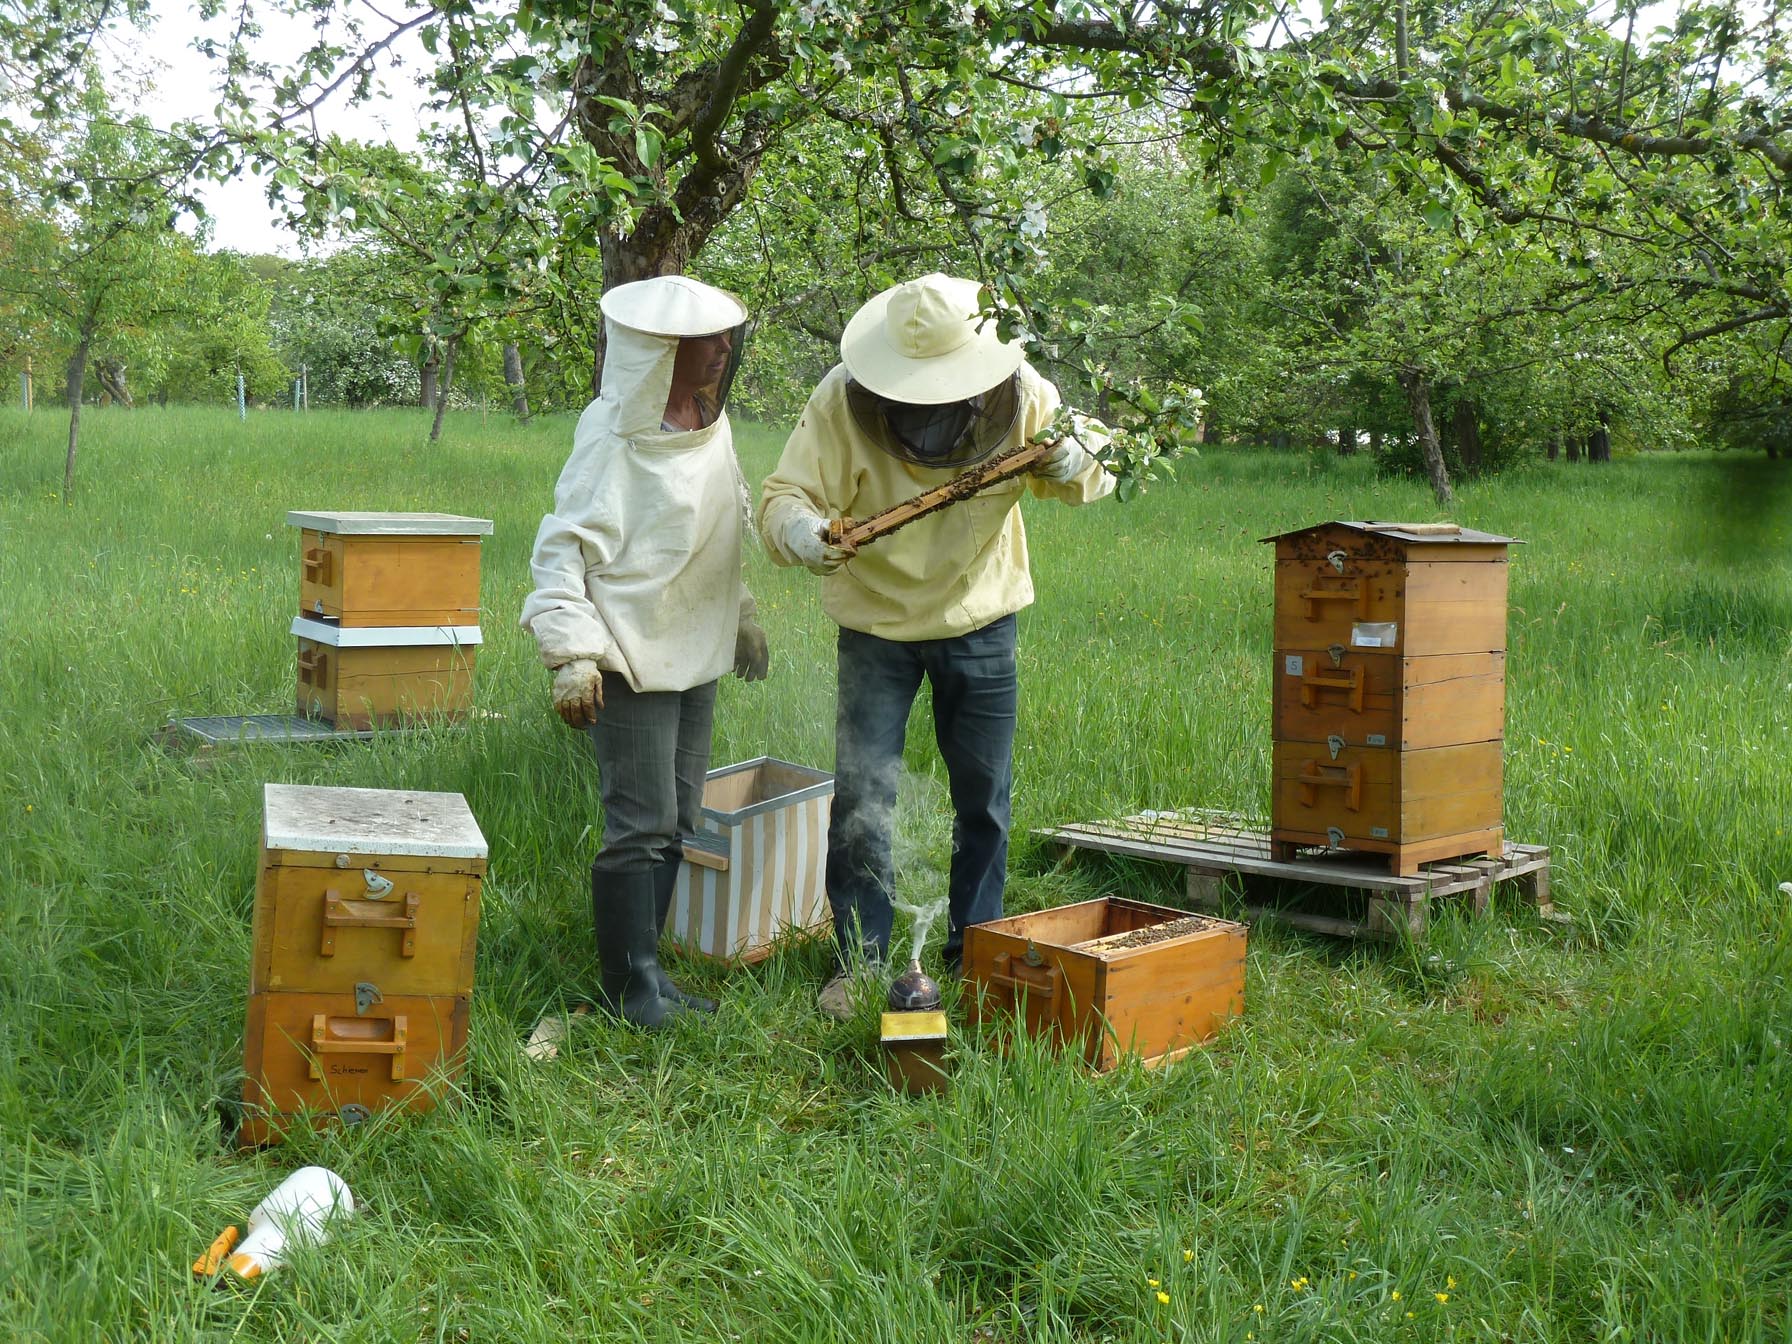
[194,1167,354,1280]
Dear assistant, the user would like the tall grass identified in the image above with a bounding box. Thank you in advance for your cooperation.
[1,406,1788,1341]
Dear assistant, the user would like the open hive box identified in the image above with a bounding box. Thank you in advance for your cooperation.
[963,896,1245,1071]
[671,757,833,962]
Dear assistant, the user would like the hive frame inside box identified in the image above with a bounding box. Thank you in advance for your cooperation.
[671,757,834,963]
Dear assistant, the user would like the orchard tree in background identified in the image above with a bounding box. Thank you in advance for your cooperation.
[0,82,198,499]
[193,0,1792,487]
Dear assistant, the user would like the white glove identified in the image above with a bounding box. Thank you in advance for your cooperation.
[780,509,855,575]
[551,658,603,728]
[1031,435,1094,484]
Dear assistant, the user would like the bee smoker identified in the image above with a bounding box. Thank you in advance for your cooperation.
[880,960,949,1094]
[886,959,941,1012]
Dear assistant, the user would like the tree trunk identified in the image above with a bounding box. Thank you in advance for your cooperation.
[1337,424,1357,456]
[1587,414,1611,463]
[1453,398,1481,473]
[64,337,91,502]
[1565,431,1581,462]
[96,356,133,408]
[1398,369,1454,507]
[1369,427,1383,455]
[503,342,531,421]
[1547,434,1559,461]
[429,333,460,443]
[420,343,440,410]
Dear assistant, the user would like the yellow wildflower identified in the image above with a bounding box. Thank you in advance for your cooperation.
[1446,1275,1456,1290]
[1435,1293,1449,1304]
[1148,1279,1160,1288]
[1183,1250,1193,1263]
[1391,1290,1402,1301]
[1156,1291,1170,1306]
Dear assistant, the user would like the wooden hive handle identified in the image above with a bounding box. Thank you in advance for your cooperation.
[1298,665,1364,712]
[1297,760,1362,811]
[309,1013,409,1081]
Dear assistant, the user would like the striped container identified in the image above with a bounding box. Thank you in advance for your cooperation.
[670,757,833,963]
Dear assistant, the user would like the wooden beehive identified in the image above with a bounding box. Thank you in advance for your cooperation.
[239,784,487,1147]
[288,510,491,628]
[671,757,833,962]
[292,616,480,729]
[963,897,1246,1071]
[1263,521,1518,874]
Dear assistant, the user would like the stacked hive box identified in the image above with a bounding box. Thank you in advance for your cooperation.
[1264,521,1518,875]
[239,783,487,1146]
[287,510,491,729]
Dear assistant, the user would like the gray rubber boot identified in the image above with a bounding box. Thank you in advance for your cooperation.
[652,857,717,1013]
[592,867,686,1030]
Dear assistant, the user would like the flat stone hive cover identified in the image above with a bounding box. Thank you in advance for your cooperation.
[263,782,488,858]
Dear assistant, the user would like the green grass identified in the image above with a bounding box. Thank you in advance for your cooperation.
[1,405,1789,1342]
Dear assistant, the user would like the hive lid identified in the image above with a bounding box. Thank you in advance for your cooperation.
[263,783,488,858]
[291,616,483,647]
[1259,520,1521,545]
[286,510,494,536]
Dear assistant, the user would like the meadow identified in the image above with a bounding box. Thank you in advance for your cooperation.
[1,405,1788,1343]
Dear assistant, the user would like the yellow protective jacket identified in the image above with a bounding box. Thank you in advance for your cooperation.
[759,361,1114,641]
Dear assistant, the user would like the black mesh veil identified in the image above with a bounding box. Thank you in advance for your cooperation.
[845,372,1021,468]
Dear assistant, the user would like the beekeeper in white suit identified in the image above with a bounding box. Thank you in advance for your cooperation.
[521,275,769,1030]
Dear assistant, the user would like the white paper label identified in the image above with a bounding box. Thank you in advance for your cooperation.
[1284,655,1304,676]
[1371,826,1390,838]
[1366,734,1388,746]
[1351,621,1397,648]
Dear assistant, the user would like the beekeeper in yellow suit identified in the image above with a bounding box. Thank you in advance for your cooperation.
[522,275,769,1030]
[759,272,1114,1019]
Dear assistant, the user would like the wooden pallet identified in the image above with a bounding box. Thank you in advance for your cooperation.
[1037,808,1552,939]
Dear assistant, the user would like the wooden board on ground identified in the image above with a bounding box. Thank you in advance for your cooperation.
[1037,808,1552,940]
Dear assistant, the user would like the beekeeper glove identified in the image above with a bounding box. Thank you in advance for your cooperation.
[1031,434,1096,484]
[780,508,855,575]
[734,618,770,681]
[551,658,604,728]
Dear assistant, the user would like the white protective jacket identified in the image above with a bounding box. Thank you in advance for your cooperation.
[519,323,754,693]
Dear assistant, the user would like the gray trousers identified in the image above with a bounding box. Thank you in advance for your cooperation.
[587,673,718,876]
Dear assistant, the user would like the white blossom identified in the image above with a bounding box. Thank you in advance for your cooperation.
[830,50,852,75]
[1018,200,1047,237]
[1014,119,1039,148]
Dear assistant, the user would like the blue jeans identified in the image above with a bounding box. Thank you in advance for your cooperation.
[826,615,1017,967]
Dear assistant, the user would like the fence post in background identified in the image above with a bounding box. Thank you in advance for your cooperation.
[21,356,31,412]
[293,376,300,411]
[300,364,309,411]
[236,366,247,421]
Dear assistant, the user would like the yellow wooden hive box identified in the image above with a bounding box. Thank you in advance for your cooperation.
[239,784,487,1146]
[289,510,490,628]
[293,616,480,729]
[1262,520,1518,874]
